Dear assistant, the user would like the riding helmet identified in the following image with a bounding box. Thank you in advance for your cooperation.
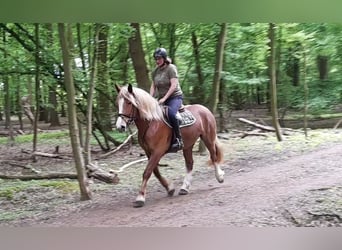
[153,48,167,59]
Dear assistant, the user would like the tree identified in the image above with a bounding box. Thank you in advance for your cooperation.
[84,23,100,166]
[96,24,112,131]
[45,23,60,127]
[128,23,150,91]
[32,23,40,162]
[58,23,92,201]
[268,23,283,142]
[209,23,227,114]
[2,28,15,144]
[190,29,206,104]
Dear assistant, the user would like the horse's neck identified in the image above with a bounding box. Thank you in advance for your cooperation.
[134,113,150,131]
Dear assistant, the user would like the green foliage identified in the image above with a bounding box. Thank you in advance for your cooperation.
[278,79,342,115]
[1,22,342,143]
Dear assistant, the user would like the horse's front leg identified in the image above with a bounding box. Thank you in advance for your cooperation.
[134,154,162,208]
[179,147,194,195]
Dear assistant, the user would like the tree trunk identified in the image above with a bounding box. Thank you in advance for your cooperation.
[286,43,301,86]
[167,24,177,65]
[97,24,112,131]
[303,50,309,138]
[209,23,227,114]
[268,23,283,142]
[58,23,92,201]
[48,87,60,127]
[218,25,229,132]
[76,23,88,79]
[317,55,328,81]
[46,23,60,127]
[191,30,206,104]
[84,23,100,166]
[276,25,282,85]
[3,30,14,143]
[4,76,14,143]
[32,23,40,161]
[128,23,150,91]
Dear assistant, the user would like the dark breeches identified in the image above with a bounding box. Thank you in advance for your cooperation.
[165,95,183,129]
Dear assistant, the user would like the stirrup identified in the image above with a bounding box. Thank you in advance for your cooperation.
[172,138,183,149]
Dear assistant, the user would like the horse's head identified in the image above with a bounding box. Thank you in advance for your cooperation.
[115,83,163,132]
[115,84,137,132]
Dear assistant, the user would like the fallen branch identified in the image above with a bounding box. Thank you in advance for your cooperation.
[21,149,71,159]
[111,157,148,173]
[0,160,40,174]
[0,172,77,181]
[217,134,230,140]
[98,131,137,159]
[237,117,300,135]
[240,130,268,138]
[33,151,63,159]
[218,130,267,139]
[282,209,302,226]
[334,119,342,129]
[86,163,119,184]
[238,117,275,131]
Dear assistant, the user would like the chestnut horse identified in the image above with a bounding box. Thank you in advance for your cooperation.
[115,84,225,207]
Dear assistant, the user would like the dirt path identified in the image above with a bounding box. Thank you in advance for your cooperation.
[35,142,342,227]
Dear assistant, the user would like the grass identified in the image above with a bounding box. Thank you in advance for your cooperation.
[0,130,70,144]
[0,179,79,200]
[285,112,342,120]
[0,129,129,145]
[0,179,80,223]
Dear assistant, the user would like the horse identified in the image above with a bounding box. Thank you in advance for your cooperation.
[115,84,225,207]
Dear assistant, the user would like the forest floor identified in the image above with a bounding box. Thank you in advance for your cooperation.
[0,109,342,227]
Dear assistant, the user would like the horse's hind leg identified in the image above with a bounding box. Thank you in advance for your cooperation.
[179,147,194,195]
[153,166,175,196]
[201,137,225,183]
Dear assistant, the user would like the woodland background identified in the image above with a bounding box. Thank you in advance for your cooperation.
[0,23,342,199]
[1,23,341,131]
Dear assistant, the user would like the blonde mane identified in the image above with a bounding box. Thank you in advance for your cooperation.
[119,85,163,121]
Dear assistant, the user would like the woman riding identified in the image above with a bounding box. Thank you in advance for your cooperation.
[150,47,184,152]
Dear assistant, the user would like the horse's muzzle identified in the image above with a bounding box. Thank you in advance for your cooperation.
[118,125,126,132]
[116,117,127,132]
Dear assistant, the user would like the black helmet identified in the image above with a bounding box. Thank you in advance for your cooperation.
[153,48,167,59]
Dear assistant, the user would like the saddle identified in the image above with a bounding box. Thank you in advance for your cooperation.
[162,105,196,128]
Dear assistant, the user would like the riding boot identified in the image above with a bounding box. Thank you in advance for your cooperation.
[170,125,183,152]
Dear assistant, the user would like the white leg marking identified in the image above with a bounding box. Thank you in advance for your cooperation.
[181,172,193,191]
[135,194,145,203]
[215,164,225,183]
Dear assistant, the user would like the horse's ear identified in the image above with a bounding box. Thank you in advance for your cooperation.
[128,84,133,94]
[115,84,121,93]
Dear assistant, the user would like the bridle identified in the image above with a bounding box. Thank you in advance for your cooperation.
[118,98,137,126]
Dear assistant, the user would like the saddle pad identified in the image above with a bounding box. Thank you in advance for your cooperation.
[163,109,196,128]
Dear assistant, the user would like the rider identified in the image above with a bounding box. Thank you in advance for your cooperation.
[150,47,184,152]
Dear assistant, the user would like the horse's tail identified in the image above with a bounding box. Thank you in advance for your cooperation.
[207,137,224,166]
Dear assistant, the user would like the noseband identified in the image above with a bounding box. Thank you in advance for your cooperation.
[118,98,137,126]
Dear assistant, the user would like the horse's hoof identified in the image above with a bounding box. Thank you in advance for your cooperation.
[218,178,224,183]
[168,188,175,197]
[178,189,189,195]
[133,200,145,208]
